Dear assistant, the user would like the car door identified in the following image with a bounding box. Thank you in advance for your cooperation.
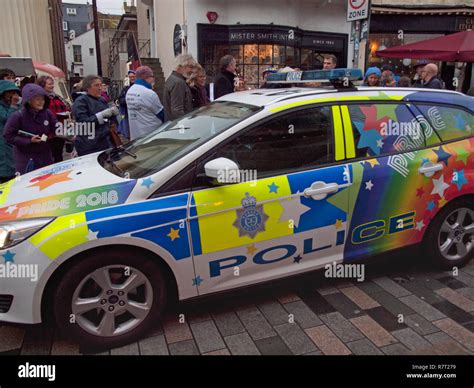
[339,101,457,261]
[188,105,352,295]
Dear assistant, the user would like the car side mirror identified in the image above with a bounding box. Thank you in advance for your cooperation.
[204,157,241,184]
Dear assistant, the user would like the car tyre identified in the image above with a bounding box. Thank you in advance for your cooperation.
[424,198,474,270]
[53,249,167,349]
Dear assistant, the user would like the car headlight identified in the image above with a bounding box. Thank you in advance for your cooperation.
[0,218,55,249]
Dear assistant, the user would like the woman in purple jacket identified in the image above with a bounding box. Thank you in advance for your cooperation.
[4,84,57,174]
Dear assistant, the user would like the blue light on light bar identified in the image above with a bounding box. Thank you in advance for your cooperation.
[266,68,363,84]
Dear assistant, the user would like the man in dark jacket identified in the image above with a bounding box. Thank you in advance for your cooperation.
[214,55,237,99]
[163,54,196,121]
[4,84,57,174]
[421,63,444,89]
[72,75,119,156]
[117,69,136,140]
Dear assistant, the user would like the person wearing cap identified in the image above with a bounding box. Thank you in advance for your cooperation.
[412,60,428,87]
[4,84,58,174]
[117,69,136,140]
[163,54,196,120]
[0,80,20,182]
[126,65,165,140]
[363,67,381,87]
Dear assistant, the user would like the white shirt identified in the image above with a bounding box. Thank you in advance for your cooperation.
[126,83,164,140]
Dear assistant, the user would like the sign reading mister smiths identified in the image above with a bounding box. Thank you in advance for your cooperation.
[347,0,369,22]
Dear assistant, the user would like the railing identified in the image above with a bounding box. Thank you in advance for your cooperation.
[108,30,144,79]
[137,39,151,59]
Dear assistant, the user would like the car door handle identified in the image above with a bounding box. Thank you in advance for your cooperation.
[304,182,339,200]
[418,163,443,177]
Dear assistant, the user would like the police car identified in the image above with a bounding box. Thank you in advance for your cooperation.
[0,69,472,347]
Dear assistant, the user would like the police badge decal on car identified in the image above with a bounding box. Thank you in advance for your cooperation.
[233,192,269,239]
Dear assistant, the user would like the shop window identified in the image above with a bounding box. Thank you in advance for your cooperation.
[243,65,259,88]
[244,44,258,64]
[286,46,295,66]
[300,49,312,70]
[273,45,285,64]
[202,43,337,88]
[259,45,273,65]
[229,45,243,63]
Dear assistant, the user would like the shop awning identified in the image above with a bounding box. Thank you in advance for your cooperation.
[375,29,474,62]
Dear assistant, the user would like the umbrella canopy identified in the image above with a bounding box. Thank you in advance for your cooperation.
[376,30,474,62]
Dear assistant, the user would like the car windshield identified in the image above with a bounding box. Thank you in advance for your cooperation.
[99,101,260,178]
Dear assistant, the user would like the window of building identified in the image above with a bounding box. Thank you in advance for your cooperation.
[73,45,82,63]
[66,8,77,15]
[202,44,337,88]
[210,106,334,177]
[63,21,68,31]
[89,48,94,56]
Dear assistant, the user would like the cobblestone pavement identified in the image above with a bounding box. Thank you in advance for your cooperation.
[1,249,474,355]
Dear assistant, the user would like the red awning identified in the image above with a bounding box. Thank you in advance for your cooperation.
[376,30,474,62]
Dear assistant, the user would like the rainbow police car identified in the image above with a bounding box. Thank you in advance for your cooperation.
[0,69,473,347]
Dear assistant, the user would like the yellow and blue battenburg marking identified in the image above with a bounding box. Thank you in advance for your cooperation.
[30,193,192,261]
[190,164,352,257]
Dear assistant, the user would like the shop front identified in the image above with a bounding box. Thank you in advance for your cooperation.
[197,24,348,88]
[368,5,474,91]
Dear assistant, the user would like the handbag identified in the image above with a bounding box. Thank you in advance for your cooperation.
[108,119,123,147]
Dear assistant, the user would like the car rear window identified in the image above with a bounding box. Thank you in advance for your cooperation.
[416,104,473,142]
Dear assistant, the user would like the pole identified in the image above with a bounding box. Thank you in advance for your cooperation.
[92,0,103,76]
[363,0,373,73]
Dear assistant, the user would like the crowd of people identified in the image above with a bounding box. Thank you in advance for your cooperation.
[0,53,472,181]
[362,61,446,89]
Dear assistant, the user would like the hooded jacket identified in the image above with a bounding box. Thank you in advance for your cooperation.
[363,67,382,86]
[4,84,57,174]
[0,81,20,178]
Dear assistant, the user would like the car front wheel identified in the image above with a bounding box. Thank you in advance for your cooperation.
[53,249,168,349]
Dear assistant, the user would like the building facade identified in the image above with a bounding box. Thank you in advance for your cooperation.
[0,0,67,74]
[62,2,93,42]
[369,0,474,91]
[142,0,354,88]
[65,29,98,77]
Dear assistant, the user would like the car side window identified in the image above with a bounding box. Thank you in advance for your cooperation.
[347,103,425,158]
[204,106,334,179]
[416,104,473,142]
